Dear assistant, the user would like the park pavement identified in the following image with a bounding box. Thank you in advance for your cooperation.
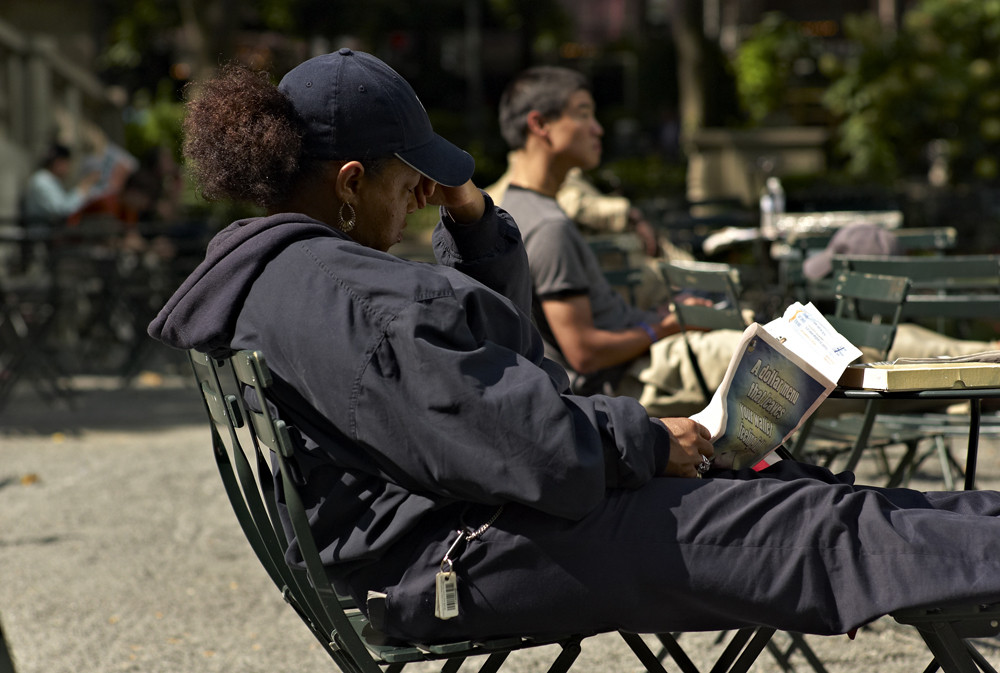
[1,345,1000,673]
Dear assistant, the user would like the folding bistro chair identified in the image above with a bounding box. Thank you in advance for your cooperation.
[659,259,750,403]
[788,271,934,483]
[833,253,1000,338]
[0,264,73,412]
[779,225,957,308]
[190,349,706,673]
[189,348,1000,673]
[587,234,645,306]
[833,254,1000,488]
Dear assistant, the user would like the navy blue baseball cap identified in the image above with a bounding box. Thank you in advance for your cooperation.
[277,48,474,187]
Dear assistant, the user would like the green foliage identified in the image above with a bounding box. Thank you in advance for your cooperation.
[123,81,185,162]
[732,13,816,124]
[823,0,1000,182]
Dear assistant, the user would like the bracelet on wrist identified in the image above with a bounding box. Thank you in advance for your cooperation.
[638,321,659,344]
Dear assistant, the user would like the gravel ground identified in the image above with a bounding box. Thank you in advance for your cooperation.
[2,366,1000,673]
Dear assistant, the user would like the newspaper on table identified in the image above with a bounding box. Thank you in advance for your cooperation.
[690,302,862,469]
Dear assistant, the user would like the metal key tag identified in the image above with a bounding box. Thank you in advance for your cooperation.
[434,570,459,619]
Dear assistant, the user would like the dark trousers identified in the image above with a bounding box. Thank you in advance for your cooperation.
[352,460,1000,642]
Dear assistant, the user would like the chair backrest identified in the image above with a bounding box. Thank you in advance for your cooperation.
[188,349,652,673]
[826,270,911,360]
[787,226,956,257]
[779,226,956,307]
[660,260,749,400]
[833,254,1000,334]
[893,226,957,254]
[787,271,911,468]
[188,349,381,673]
[660,259,748,332]
[587,234,644,305]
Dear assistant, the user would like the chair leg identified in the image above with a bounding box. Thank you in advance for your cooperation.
[620,632,673,673]
[785,634,830,673]
[841,400,880,473]
[914,622,986,673]
[543,638,584,673]
[650,633,701,673]
[0,617,16,673]
[709,627,776,673]
[969,643,1000,673]
[474,651,511,673]
[789,416,817,461]
[935,435,966,491]
[884,441,921,488]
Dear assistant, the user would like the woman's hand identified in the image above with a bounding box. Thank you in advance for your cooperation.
[657,417,714,478]
[425,178,485,224]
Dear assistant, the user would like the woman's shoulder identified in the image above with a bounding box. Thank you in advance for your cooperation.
[295,237,461,305]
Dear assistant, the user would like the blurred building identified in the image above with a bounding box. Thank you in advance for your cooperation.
[0,1,124,221]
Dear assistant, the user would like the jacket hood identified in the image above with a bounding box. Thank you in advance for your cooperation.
[148,212,337,357]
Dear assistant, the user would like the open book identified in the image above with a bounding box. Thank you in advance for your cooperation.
[690,302,862,469]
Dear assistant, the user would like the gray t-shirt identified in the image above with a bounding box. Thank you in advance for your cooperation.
[501,186,653,393]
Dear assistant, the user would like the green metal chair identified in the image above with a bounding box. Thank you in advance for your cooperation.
[779,226,957,308]
[657,260,840,673]
[587,234,645,306]
[190,349,736,673]
[659,259,750,403]
[830,254,1000,488]
[830,253,1000,332]
[189,348,1000,673]
[892,602,1000,673]
[789,270,933,483]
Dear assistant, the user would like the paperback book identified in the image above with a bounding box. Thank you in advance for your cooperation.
[690,302,862,469]
[840,355,1000,392]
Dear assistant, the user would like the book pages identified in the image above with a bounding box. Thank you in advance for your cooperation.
[690,303,862,470]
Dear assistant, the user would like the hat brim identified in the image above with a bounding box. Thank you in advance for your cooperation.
[396,134,475,187]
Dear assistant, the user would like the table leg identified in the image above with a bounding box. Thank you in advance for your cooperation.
[964,398,981,491]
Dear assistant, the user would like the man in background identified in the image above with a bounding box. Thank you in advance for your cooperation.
[496,65,742,416]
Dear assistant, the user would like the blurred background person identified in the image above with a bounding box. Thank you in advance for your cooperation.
[21,143,101,229]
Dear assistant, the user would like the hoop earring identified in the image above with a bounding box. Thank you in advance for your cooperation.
[338,202,356,233]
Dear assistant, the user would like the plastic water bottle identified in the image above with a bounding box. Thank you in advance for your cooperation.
[759,177,785,239]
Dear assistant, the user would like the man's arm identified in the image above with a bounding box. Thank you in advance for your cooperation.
[541,293,681,374]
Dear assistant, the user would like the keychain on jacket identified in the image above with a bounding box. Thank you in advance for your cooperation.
[435,506,503,620]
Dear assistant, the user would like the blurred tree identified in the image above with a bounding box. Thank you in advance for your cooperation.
[823,0,1000,183]
[732,12,817,125]
[95,0,577,213]
[664,0,741,142]
[666,0,707,141]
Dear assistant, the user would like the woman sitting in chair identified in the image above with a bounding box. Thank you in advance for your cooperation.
[150,50,1000,643]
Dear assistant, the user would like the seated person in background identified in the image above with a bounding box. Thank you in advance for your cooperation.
[488,155,693,311]
[149,49,1000,646]
[497,65,743,415]
[21,143,101,229]
[802,223,998,359]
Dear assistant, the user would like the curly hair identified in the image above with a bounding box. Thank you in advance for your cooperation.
[182,63,309,208]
